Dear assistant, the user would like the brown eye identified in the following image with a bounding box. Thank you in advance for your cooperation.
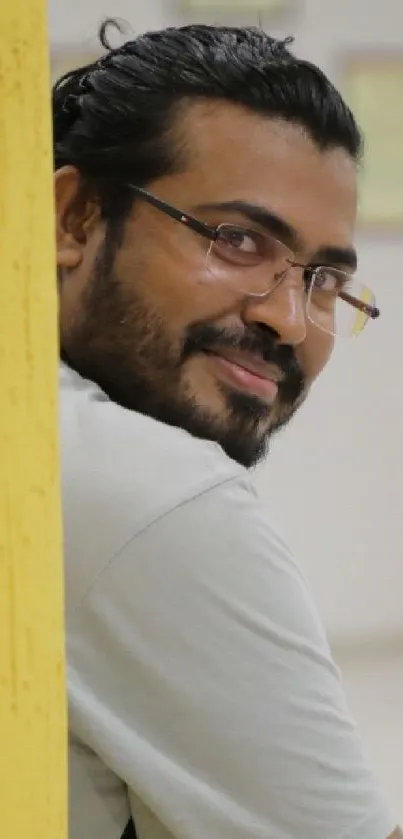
[213,225,266,264]
[313,267,350,294]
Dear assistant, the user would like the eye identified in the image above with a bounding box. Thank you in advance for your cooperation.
[312,267,350,294]
[219,226,261,253]
[214,225,267,264]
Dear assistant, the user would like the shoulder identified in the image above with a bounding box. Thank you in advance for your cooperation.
[60,364,242,504]
[60,364,245,608]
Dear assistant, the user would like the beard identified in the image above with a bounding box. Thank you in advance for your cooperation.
[61,239,306,467]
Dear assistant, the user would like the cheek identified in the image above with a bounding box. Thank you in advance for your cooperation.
[297,327,335,384]
[118,229,233,334]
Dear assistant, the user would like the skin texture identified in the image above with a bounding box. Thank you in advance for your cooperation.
[56,101,358,466]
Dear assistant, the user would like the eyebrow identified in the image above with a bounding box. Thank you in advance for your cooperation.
[196,200,357,271]
[312,245,357,272]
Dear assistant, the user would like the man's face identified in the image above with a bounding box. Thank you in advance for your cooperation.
[56,102,358,466]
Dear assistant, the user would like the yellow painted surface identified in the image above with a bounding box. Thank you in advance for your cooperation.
[0,3,67,838]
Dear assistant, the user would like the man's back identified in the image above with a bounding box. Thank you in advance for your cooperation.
[63,365,395,839]
[63,363,241,837]
[62,363,240,613]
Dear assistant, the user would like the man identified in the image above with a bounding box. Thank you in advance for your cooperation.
[55,21,400,839]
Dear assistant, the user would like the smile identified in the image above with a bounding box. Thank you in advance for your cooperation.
[203,350,281,404]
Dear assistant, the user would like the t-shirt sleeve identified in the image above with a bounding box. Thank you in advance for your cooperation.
[67,474,396,839]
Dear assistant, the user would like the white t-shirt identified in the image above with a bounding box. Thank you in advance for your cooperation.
[62,363,395,839]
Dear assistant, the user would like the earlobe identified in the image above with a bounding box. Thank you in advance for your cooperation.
[57,240,82,269]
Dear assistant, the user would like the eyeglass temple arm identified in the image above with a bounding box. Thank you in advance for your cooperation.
[339,289,380,320]
[127,184,217,242]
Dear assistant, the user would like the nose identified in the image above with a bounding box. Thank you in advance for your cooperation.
[242,273,307,347]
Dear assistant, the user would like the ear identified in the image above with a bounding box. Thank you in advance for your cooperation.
[54,166,101,270]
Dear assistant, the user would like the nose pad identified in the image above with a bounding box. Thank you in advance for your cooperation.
[243,260,294,302]
[242,275,307,347]
[252,272,288,300]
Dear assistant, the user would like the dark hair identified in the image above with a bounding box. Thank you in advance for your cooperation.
[53,20,362,226]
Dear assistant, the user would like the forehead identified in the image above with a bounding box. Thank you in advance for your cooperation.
[167,100,358,254]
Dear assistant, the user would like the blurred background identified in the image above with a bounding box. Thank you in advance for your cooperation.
[49,0,403,817]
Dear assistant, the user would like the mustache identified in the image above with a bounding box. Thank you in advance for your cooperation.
[182,322,305,399]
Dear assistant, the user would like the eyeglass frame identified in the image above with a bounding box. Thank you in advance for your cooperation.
[123,183,380,326]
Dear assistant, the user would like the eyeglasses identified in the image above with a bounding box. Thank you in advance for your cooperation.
[126,184,380,338]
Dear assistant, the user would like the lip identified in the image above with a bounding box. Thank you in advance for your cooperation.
[204,349,282,403]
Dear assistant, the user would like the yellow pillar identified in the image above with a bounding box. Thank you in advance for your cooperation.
[0,3,67,838]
